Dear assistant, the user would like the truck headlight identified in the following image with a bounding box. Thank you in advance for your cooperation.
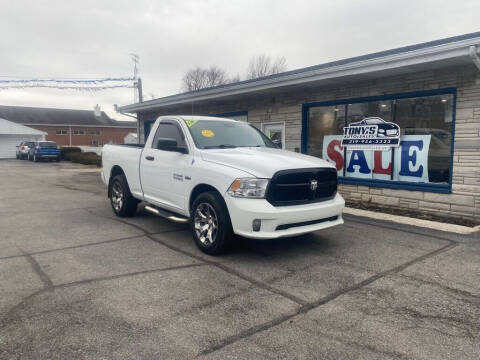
[227,178,269,198]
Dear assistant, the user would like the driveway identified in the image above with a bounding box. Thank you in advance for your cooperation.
[0,159,479,359]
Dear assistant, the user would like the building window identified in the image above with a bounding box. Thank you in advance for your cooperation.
[88,130,101,136]
[55,130,68,135]
[303,88,455,193]
[72,129,85,135]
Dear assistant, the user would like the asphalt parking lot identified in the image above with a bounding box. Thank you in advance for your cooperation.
[0,159,479,359]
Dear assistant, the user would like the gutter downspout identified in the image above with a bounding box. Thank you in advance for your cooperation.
[469,45,480,71]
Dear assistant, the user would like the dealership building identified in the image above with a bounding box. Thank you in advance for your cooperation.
[120,32,480,222]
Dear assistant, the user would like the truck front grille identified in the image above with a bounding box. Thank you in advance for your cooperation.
[266,168,337,206]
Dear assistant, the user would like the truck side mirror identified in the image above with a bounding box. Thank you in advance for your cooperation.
[156,138,188,154]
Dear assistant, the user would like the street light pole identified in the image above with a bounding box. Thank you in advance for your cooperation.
[137,78,143,103]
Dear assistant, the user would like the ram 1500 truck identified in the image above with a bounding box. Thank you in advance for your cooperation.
[101,116,344,254]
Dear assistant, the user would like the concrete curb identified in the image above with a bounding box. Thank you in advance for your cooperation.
[344,207,480,235]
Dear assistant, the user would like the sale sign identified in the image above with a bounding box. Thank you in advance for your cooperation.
[322,135,431,183]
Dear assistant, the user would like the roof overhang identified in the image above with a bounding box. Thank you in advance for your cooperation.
[120,34,480,114]
[0,118,47,136]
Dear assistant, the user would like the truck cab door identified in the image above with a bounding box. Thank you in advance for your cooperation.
[140,120,191,214]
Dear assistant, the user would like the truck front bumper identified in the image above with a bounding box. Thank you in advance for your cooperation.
[225,192,345,239]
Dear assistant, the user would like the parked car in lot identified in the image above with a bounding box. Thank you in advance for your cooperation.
[28,141,61,162]
[101,116,344,254]
[16,141,35,159]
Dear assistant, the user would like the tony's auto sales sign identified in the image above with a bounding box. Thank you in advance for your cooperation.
[342,117,400,150]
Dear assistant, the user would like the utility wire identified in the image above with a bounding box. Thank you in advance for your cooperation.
[0,77,134,84]
[0,84,134,91]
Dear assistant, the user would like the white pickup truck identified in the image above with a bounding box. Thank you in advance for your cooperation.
[101,116,344,254]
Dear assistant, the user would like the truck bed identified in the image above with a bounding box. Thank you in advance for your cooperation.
[101,143,144,198]
[113,143,145,148]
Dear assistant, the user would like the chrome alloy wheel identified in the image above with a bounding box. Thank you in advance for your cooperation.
[194,203,218,245]
[111,181,124,212]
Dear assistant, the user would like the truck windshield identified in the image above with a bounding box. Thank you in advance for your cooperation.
[184,120,277,149]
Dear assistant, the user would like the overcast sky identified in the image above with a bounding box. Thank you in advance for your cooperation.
[1,0,479,121]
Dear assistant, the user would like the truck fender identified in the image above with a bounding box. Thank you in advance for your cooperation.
[107,165,127,198]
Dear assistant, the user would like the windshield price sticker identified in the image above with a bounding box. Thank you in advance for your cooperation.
[342,117,400,151]
[201,129,215,137]
[185,119,198,127]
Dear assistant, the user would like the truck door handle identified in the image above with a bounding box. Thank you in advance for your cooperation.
[145,156,154,161]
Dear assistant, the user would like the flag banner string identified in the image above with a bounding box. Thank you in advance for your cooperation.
[0,77,135,84]
[0,84,135,91]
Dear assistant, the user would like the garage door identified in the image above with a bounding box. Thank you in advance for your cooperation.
[0,135,37,158]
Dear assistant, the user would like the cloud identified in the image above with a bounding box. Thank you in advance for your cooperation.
[0,0,479,119]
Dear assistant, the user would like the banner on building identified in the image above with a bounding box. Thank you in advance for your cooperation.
[323,135,431,183]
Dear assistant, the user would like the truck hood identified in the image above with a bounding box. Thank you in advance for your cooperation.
[200,147,334,178]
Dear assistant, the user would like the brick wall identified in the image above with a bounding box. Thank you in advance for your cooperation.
[137,64,480,221]
[28,125,136,146]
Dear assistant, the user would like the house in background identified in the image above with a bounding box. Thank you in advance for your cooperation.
[0,105,136,146]
[0,117,46,158]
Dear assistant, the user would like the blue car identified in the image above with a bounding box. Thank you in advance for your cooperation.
[350,117,400,137]
[28,141,61,162]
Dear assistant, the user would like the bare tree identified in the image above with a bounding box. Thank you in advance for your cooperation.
[271,56,287,74]
[182,67,208,91]
[204,66,229,87]
[246,54,287,79]
[182,66,230,91]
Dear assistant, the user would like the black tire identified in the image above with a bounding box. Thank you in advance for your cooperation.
[190,191,233,255]
[109,174,138,217]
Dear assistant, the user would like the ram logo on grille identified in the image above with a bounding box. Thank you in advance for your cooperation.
[310,179,318,191]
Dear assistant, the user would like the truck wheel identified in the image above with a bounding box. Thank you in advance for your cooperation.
[191,191,233,255]
[110,174,138,217]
